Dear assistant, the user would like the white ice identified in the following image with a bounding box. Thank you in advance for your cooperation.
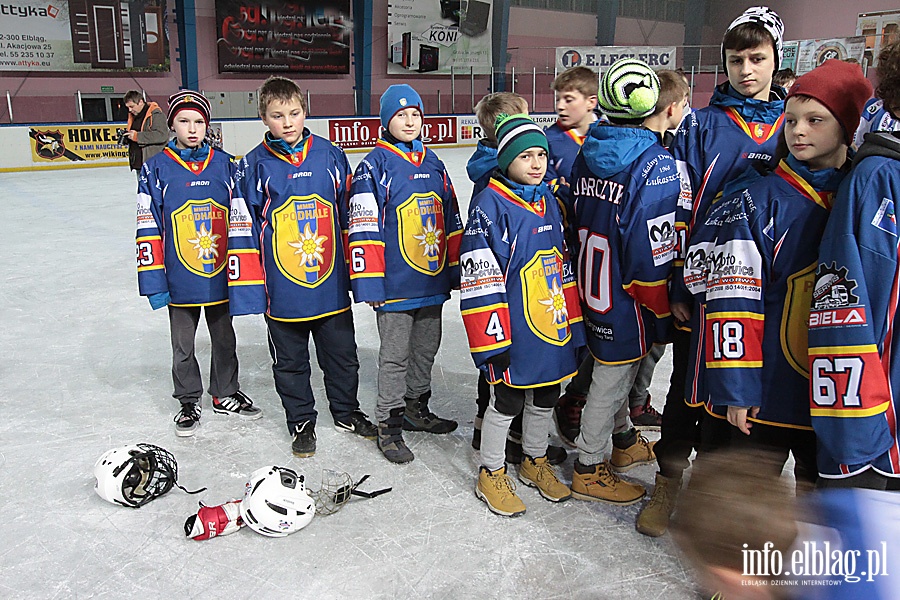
[0,148,698,599]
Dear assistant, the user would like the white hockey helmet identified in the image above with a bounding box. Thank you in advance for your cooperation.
[93,443,178,508]
[240,466,315,537]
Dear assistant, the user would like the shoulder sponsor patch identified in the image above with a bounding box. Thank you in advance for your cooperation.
[348,192,380,234]
[675,160,692,211]
[683,240,713,295]
[871,197,897,236]
[459,248,505,300]
[647,212,676,266]
[228,197,252,237]
[705,239,762,301]
[811,263,859,310]
[136,192,155,230]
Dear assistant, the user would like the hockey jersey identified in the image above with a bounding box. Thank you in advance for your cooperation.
[466,140,498,199]
[694,155,844,429]
[853,98,900,147]
[227,132,354,321]
[136,144,235,306]
[672,82,786,305]
[571,124,678,364]
[348,139,462,304]
[808,132,900,478]
[460,173,584,387]
[545,120,591,219]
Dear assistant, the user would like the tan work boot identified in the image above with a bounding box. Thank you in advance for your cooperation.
[571,460,645,505]
[636,472,682,537]
[611,434,657,472]
[476,466,526,517]
[518,455,572,502]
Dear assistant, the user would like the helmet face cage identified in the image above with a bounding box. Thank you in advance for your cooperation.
[125,444,176,507]
[95,444,177,508]
[240,466,315,537]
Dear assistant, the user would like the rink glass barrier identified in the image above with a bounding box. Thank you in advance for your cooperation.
[0,113,557,172]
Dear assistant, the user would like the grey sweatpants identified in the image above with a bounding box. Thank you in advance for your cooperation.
[628,345,665,407]
[374,304,443,422]
[168,303,238,404]
[480,384,558,472]
[576,359,641,466]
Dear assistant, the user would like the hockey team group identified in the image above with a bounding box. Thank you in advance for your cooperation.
[92,6,900,591]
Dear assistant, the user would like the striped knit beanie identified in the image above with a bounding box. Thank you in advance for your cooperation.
[598,58,660,122]
[495,113,548,174]
[722,6,784,71]
[167,90,211,128]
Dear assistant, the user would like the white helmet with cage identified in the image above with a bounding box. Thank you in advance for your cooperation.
[240,466,315,537]
[93,444,179,508]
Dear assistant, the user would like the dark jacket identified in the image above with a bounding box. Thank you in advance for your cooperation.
[127,101,169,170]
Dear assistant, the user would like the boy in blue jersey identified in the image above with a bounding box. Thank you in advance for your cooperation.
[853,50,900,146]
[227,76,376,458]
[568,58,679,506]
[555,69,691,447]
[137,91,261,437]
[467,92,568,466]
[637,6,788,537]
[809,41,900,491]
[688,61,871,488]
[461,114,583,516]
[348,84,463,464]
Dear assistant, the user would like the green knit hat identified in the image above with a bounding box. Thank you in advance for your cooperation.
[495,113,548,174]
[598,58,660,122]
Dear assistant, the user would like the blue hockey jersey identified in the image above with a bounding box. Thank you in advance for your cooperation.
[672,82,785,305]
[545,120,590,219]
[136,145,235,306]
[853,98,900,147]
[460,174,584,387]
[693,156,844,429]
[808,132,900,478]
[571,124,679,364]
[227,132,354,321]
[347,139,462,304]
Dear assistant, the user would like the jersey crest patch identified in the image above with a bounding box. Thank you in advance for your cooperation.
[521,249,571,346]
[171,199,228,277]
[781,263,816,377]
[272,195,336,288]
[396,192,446,275]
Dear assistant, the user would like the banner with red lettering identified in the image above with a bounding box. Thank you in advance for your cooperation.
[328,116,458,149]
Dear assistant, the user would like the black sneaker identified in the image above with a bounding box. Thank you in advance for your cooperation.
[334,410,377,440]
[174,402,201,437]
[291,421,316,458]
[212,391,262,420]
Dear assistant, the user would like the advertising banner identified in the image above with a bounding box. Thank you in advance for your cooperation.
[555,46,676,72]
[781,41,799,72]
[795,37,866,74]
[216,0,351,74]
[328,116,458,149]
[387,0,492,75]
[29,124,129,164]
[0,0,169,72]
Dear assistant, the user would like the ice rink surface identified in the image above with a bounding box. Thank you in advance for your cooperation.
[1,147,700,599]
